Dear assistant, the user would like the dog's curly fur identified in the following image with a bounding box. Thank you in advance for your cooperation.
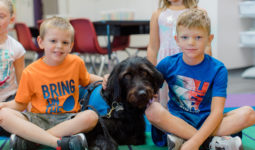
[85,57,164,150]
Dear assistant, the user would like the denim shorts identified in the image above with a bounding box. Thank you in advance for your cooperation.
[22,112,77,130]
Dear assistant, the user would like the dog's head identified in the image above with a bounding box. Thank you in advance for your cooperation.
[102,57,164,109]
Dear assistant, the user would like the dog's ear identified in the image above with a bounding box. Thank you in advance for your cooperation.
[151,67,164,90]
[102,63,122,102]
[143,58,164,91]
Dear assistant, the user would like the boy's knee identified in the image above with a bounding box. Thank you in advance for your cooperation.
[242,106,255,119]
[88,110,99,122]
[145,102,164,124]
[83,110,99,125]
[236,106,255,126]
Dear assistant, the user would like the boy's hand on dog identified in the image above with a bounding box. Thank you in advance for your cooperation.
[102,74,110,90]
[152,94,159,102]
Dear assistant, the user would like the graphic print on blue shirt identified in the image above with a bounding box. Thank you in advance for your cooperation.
[171,75,209,113]
[42,79,75,113]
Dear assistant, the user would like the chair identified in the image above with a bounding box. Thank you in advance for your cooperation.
[70,18,117,76]
[14,22,42,62]
[111,36,130,51]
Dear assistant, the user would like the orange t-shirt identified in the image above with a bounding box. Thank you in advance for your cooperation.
[15,54,90,114]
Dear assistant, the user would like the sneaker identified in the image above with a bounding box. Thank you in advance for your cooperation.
[167,134,185,150]
[209,136,243,150]
[10,134,39,150]
[57,133,88,150]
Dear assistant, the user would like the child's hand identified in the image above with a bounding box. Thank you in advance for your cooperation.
[152,94,159,102]
[102,74,110,90]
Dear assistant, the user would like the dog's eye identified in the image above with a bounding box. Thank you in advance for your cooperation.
[124,73,132,79]
[140,71,148,77]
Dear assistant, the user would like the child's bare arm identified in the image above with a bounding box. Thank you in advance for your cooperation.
[13,55,25,85]
[0,100,27,111]
[89,74,103,84]
[147,10,161,66]
[181,97,225,150]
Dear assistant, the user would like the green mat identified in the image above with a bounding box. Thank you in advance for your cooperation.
[242,126,255,150]
[1,127,254,150]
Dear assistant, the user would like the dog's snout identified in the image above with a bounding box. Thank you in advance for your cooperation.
[138,90,147,97]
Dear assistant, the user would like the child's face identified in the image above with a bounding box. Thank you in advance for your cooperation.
[38,27,73,66]
[0,1,14,37]
[175,26,213,65]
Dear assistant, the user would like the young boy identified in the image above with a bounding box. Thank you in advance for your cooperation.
[145,9,255,150]
[0,16,103,149]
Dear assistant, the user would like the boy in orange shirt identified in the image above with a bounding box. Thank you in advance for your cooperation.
[0,16,103,149]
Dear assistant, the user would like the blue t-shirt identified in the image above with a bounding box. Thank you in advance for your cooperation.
[156,53,228,129]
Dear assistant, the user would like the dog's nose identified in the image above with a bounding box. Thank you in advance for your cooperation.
[138,90,147,98]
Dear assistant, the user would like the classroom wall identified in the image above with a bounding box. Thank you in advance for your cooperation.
[15,0,34,26]
[217,0,254,69]
[58,0,158,21]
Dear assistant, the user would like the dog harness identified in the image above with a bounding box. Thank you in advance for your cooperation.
[79,81,127,149]
[79,81,109,116]
[79,80,125,118]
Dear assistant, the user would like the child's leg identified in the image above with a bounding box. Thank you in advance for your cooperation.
[145,102,197,139]
[213,106,255,136]
[47,110,98,137]
[0,108,59,148]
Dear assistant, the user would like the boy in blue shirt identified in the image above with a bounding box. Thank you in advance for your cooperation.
[145,9,255,150]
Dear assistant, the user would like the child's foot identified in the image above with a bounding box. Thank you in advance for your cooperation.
[167,134,185,150]
[57,133,88,150]
[209,136,243,150]
[10,134,39,150]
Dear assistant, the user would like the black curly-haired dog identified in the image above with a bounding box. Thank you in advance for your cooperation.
[80,56,164,150]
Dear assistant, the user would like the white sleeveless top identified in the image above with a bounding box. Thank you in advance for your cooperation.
[157,8,187,64]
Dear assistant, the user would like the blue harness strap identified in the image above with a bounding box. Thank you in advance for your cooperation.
[87,85,110,116]
[79,81,110,116]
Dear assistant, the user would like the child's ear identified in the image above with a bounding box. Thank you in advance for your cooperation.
[10,14,15,24]
[37,36,44,49]
[69,42,74,53]
[208,34,214,44]
[174,35,179,44]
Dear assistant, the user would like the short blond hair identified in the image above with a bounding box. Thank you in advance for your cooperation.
[39,16,74,42]
[176,9,211,35]
[0,0,14,16]
[159,0,198,9]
